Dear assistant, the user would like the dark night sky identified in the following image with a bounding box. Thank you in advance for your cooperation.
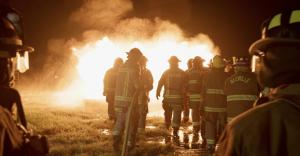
[9,0,300,67]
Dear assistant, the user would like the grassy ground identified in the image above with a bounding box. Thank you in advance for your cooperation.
[22,94,175,156]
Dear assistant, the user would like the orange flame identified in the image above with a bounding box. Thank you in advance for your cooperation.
[68,35,216,101]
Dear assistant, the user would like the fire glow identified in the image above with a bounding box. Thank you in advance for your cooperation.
[69,35,217,100]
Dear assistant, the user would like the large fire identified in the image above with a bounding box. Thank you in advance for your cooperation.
[66,35,216,100]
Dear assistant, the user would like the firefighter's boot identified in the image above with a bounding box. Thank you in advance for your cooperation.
[172,128,180,145]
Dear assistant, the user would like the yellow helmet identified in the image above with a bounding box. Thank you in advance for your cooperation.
[211,55,225,68]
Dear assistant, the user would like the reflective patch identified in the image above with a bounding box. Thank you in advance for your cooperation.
[206,89,224,95]
[192,122,201,126]
[207,139,215,145]
[188,80,198,84]
[268,13,281,30]
[164,95,182,99]
[290,10,300,24]
[204,107,226,112]
[115,96,132,102]
[189,94,203,102]
[227,94,258,102]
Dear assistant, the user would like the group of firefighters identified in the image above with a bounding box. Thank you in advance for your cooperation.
[104,48,260,152]
[1,1,300,155]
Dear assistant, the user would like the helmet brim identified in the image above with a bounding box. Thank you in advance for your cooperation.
[249,38,300,55]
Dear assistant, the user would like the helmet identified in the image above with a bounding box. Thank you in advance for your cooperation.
[113,57,123,67]
[211,55,225,68]
[249,9,300,55]
[249,9,300,87]
[193,56,204,64]
[168,56,181,63]
[126,48,143,58]
[232,56,250,66]
[187,58,193,68]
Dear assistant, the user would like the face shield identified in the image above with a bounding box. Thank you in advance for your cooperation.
[16,50,29,73]
[251,50,265,73]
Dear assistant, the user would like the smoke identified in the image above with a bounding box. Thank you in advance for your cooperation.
[41,0,219,93]
[69,0,133,29]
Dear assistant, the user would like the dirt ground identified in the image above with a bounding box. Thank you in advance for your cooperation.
[21,91,209,156]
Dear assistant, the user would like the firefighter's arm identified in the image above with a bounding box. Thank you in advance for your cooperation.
[147,70,154,91]
[15,92,27,128]
[215,125,240,156]
[156,72,165,100]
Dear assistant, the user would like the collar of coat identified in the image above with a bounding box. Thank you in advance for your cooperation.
[271,83,300,96]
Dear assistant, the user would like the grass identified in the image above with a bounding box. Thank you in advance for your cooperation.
[22,94,175,156]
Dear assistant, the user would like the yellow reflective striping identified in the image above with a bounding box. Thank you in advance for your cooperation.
[227,94,258,102]
[268,13,281,29]
[204,107,226,112]
[207,139,215,144]
[115,96,132,102]
[165,95,182,98]
[188,80,198,84]
[206,89,224,95]
[189,94,203,102]
[192,122,201,126]
[290,10,300,24]
[189,94,202,98]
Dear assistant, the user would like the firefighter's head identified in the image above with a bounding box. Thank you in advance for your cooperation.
[0,5,33,86]
[193,56,204,68]
[249,9,300,87]
[126,48,143,63]
[232,56,250,73]
[168,56,180,69]
[113,57,123,68]
[211,55,225,69]
[187,58,193,69]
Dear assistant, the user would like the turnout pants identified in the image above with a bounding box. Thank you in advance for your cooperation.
[106,94,115,120]
[113,106,139,144]
[163,102,183,129]
[204,111,226,146]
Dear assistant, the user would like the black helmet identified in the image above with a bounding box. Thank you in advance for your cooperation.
[0,5,34,57]
[249,9,300,87]
[232,56,250,66]
[249,9,300,55]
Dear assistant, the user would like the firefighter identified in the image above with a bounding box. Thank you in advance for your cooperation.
[224,56,259,123]
[137,56,153,134]
[186,56,205,144]
[112,48,143,151]
[103,57,123,121]
[202,55,228,152]
[156,56,187,143]
[216,9,300,156]
[0,3,33,155]
[182,58,193,123]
